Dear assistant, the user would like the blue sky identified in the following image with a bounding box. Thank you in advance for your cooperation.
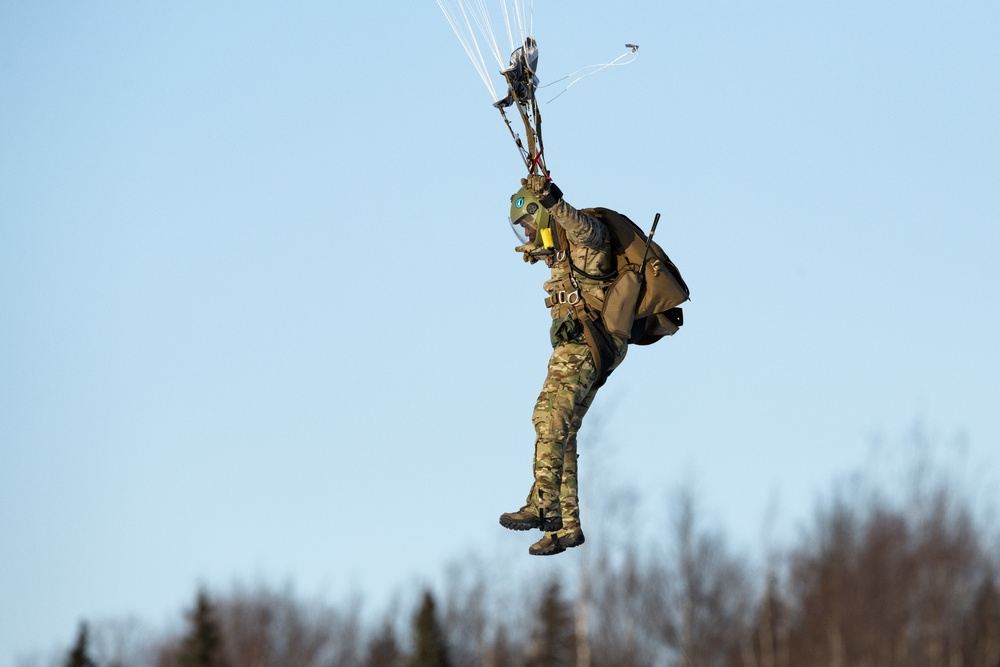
[2,1,999,661]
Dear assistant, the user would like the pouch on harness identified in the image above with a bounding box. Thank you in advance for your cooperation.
[582,207,690,346]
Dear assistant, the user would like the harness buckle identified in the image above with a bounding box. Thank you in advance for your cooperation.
[556,289,579,305]
[544,289,580,308]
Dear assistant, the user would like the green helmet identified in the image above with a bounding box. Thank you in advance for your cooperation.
[509,187,553,248]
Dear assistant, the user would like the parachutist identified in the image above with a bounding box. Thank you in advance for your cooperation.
[435,0,681,559]
[500,175,689,556]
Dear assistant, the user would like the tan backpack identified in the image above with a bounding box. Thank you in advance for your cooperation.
[583,207,690,346]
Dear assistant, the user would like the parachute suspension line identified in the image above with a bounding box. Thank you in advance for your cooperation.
[466,0,505,66]
[516,0,532,49]
[436,0,501,102]
[542,44,641,104]
[436,0,536,102]
[500,0,530,58]
[500,1,516,55]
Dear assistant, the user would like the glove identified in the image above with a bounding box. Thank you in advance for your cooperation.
[515,243,540,263]
[521,174,563,209]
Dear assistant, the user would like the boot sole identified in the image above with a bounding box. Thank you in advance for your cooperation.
[499,514,563,532]
[499,515,538,531]
[529,542,566,556]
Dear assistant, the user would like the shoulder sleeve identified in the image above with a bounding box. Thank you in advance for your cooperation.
[550,199,609,249]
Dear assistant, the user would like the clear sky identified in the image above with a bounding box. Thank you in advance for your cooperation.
[2,1,999,662]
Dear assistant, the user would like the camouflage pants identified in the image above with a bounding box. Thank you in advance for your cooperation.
[528,337,627,533]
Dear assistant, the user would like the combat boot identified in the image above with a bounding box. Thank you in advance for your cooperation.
[499,505,563,532]
[528,529,585,556]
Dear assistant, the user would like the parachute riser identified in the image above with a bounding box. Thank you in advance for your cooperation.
[497,106,531,169]
[503,80,546,176]
[513,97,546,177]
[495,37,548,178]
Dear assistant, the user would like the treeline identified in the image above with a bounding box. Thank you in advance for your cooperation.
[26,465,1000,667]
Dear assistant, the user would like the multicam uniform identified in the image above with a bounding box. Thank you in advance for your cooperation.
[522,197,628,545]
[503,176,689,555]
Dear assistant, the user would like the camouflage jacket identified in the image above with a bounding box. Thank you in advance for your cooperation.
[542,199,615,321]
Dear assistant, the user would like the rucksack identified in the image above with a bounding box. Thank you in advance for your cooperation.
[583,207,690,346]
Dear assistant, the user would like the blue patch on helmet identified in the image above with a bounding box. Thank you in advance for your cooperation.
[515,197,525,209]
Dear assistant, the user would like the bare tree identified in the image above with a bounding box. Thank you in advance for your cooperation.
[655,489,752,667]
[21,431,1000,667]
[90,616,158,667]
[584,487,752,667]
[587,545,661,667]
[216,583,361,667]
[784,470,998,667]
[362,619,403,667]
[963,569,1000,667]
[484,624,518,667]
[743,572,790,667]
[439,557,493,666]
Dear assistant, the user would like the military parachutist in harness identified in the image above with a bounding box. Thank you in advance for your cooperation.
[434,5,688,555]
[500,175,689,556]
[500,175,627,556]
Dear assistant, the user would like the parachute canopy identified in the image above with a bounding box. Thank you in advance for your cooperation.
[494,36,538,109]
